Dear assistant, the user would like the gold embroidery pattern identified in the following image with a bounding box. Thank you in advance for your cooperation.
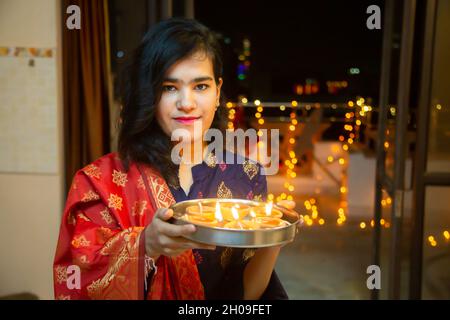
[83,164,101,179]
[217,181,233,199]
[108,193,123,211]
[243,159,259,180]
[96,227,114,247]
[100,233,121,256]
[87,227,144,299]
[56,294,71,300]
[81,190,100,202]
[112,170,128,187]
[73,254,90,269]
[71,235,91,248]
[100,208,114,225]
[77,213,91,222]
[137,176,145,189]
[243,249,256,261]
[220,247,233,268]
[131,200,147,216]
[147,175,176,208]
[54,265,67,284]
[205,151,217,168]
[253,194,263,201]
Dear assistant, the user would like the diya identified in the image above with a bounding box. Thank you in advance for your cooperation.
[170,198,302,248]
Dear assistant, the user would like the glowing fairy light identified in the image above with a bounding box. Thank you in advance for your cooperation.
[443,231,450,240]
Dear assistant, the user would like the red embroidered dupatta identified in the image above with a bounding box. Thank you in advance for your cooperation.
[53,153,204,300]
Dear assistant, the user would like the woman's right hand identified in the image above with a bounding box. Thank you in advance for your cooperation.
[144,208,216,260]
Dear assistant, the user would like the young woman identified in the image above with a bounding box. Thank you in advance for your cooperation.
[54,18,293,300]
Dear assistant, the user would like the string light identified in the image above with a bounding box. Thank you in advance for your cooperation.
[444,231,450,240]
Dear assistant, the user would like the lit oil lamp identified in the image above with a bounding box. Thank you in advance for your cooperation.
[254,216,289,229]
[182,202,218,227]
[245,201,283,218]
[186,203,215,220]
[224,206,258,230]
[182,214,219,227]
[220,203,250,221]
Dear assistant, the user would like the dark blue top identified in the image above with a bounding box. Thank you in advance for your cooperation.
[169,150,288,300]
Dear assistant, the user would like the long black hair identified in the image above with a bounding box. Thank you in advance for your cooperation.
[118,18,227,187]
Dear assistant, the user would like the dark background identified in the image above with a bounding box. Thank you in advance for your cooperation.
[110,0,384,104]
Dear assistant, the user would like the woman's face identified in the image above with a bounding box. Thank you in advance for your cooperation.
[155,51,223,145]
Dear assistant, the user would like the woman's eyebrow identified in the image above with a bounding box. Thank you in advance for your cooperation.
[163,76,213,84]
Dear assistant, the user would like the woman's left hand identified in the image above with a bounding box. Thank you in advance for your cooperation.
[276,199,296,210]
[272,199,296,248]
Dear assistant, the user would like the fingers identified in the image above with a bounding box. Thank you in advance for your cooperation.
[276,199,296,210]
[155,208,174,221]
[154,208,196,236]
[150,207,216,257]
[158,219,197,237]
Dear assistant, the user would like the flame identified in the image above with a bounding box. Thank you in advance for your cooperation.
[215,202,223,222]
[265,201,273,216]
[231,206,239,220]
[250,209,256,218]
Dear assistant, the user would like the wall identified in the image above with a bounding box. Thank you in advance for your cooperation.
[0,0,63,299]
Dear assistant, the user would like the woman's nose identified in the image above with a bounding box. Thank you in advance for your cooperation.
[177,89,195,112]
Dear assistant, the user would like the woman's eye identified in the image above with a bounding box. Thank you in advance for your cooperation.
[163,85,177,92]
[195,84,209,91]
